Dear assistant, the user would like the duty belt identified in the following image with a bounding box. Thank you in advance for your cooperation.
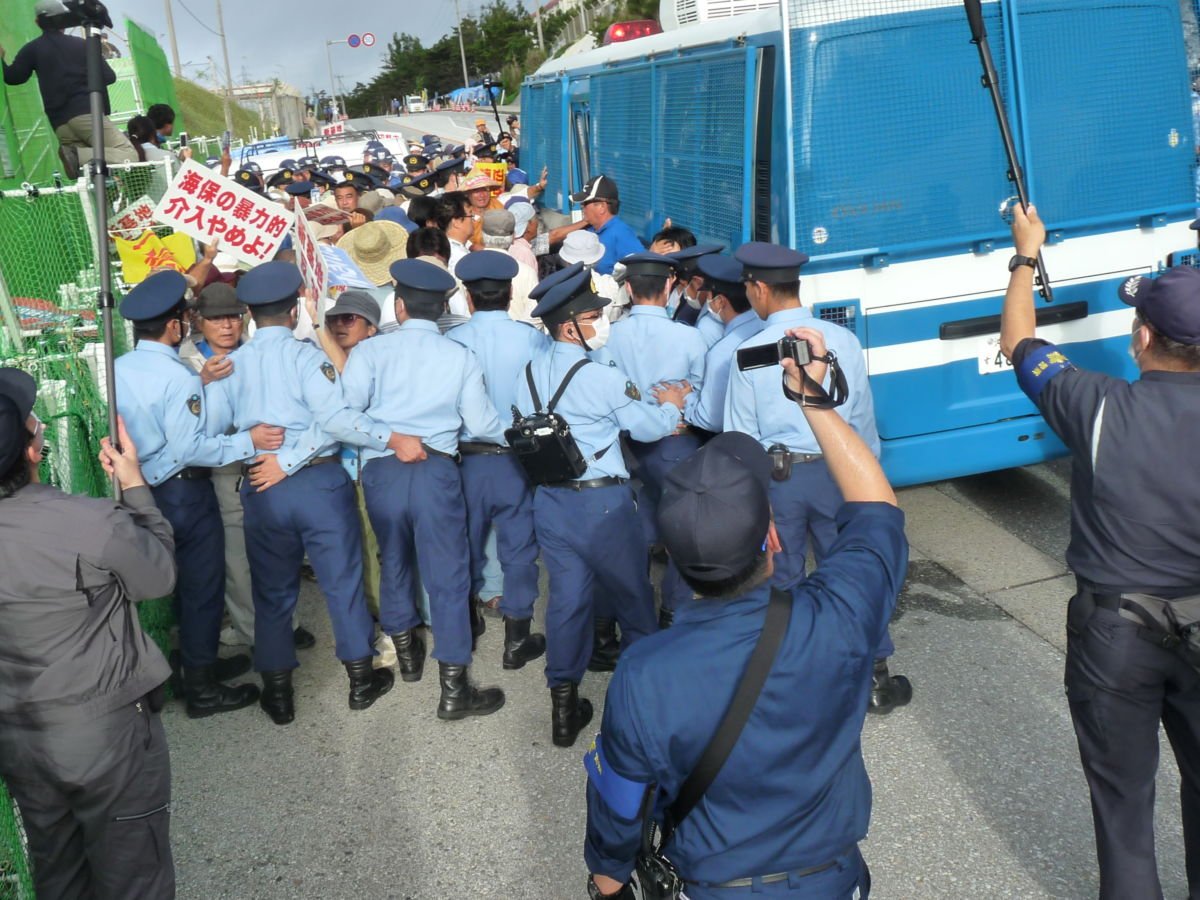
[1079,588,1189,651]
[543,475,627,491]
[240,454,337,478]
[421,444,462,463]
[692,854,843,889]
[781,451,823,464]
[458,441,511,457]
[172,466,212,480]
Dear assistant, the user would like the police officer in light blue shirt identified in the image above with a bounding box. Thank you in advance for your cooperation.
[604,252,708,629]
[204,261,397,725]
[448,251,550,672]
[341,258,508,721]
[686,254,765,434]
[666,243,724,346]
[115,270,272,719]
[513,267,690,748]
[724,242,911,714]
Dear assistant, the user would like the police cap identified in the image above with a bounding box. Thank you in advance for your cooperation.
[266,169,294,188]
[435,156,467,175]
[531,267,610,325]
[233,167,264,194]
[619,252,676,279]
[668,243,724,276]
[360,162,390,183]
[396,173,436,197]
[278,158,299,171]
[404,153,429,170]
[658,431,773,583]
[236,261,304,306]
[734,242,809,284]
[296,155,320,170]
[284,180,314,196]
[320,155,347,169]
[1118,266,1200,345]
[389,258,456,306]
[342,169,380,191]
[308,170,337,189]
[528,261,585,302]
[697,254,745,295]
[456,250,518,291]
[119,270,189,322]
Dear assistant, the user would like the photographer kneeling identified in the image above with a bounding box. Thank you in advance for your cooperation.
[582,327,908,900]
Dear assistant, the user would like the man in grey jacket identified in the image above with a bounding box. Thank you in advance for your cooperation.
[0,367,177,899]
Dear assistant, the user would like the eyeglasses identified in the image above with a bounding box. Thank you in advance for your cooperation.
[326,314,365,327]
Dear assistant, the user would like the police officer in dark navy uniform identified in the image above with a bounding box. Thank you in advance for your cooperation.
[1001,204,1200,900]
[583,326,907,899]
[340,258,507,720]
[513,266,690,748]
[115,270,280,719]
[204,261,397,724]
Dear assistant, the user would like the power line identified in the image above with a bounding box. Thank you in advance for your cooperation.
[174,0,222,38]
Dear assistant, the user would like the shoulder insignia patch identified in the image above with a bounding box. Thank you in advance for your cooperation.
[187,394,201,417]
[624,381,641,401]
[320,362,337,382]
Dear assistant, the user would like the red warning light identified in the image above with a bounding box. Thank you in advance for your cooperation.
[602,19,662,45]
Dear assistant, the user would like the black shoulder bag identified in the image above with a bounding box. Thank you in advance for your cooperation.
[506,360,591,486]
[634,588,793,900]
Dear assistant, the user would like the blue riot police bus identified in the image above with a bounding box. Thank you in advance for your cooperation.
[520,0,1200,486]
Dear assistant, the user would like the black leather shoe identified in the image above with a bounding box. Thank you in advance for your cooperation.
[344,657,394,710]
[658,606,675,630]
[587,618,621,673]
[170,651,251,694]
[259,670,295,725]
[437,662,505,720]
[391,628,426,682]
[470,597,487,651]
[868,659,913,715]
[182,666,259,719]
[550,682,593,748]
[502,617,546,670]
[293,627,316,650]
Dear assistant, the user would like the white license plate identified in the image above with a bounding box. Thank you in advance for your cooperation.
[977,335,1014,375]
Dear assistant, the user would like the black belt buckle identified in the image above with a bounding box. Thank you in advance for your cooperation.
[767,443,792,482]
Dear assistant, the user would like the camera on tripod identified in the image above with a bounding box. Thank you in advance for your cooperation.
[37,0,113,31]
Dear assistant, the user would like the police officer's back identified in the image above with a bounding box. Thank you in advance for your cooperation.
[1001,204,1200,899]
[583,334,907,899]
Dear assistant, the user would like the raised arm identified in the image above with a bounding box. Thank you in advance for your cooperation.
[999,203,1045,360]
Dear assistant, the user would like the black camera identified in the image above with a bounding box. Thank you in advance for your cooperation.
[40,0,113,30]
[736,336,811,372]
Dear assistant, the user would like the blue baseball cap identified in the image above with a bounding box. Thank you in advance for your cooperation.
[456,250,518,289]
[529,261,585,302]
[236,261,304,306]
[506,167,529,185]
[375,206,417,232]
[734,242,809,284]
[284,181,314,196]
[1118,267,1200,345]
[619,252,677,279]
[119,270,189,322]
[531,267,609,325]
[658,431,773,582]
[389,258,456,305]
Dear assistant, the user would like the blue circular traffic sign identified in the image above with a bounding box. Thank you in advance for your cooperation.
[347,33,361,48]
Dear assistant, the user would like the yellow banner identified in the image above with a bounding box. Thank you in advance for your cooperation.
[115,231,198,284]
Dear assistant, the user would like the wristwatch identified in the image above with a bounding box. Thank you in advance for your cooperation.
[1008,254,1038,272]
[587,877,629,899]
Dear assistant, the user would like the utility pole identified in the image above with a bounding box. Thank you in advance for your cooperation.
[163,0,182,77]
[454,0,470,90]
[535,1,545,51]
[325,39,346,118]
[214,0,235,133]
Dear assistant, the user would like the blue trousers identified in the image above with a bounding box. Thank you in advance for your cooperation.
[152,477,224,670]
[241,462,374,671]
[768,461,895,659]
[682,846,870,899]
[460,453,539,619]
[362,455,473,666]
[629,434,703,612]
[533,483,658,686]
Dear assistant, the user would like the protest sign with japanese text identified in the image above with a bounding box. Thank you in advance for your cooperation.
[109,195,156,238]
[320,245,373,289]
[153,159,294,266]
[293,211,328,302]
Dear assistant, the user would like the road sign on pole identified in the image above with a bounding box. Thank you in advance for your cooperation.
[362,32,376,47]
[347,33,361,48]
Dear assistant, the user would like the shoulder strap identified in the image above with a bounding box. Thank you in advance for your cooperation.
[546,359,590,414]
[662,587,792,842]
[525,362,542,413]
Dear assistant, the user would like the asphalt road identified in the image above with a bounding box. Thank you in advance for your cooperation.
[161,453,1190,899]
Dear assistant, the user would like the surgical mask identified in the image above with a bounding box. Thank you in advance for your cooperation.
[585,314,610,351]
[685,290,703,311]
[705,302,724,324]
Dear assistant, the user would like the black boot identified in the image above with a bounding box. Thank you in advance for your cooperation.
[169,650,250,695]
[658,606,675,630]
[437,662,505,720]
[470,597,487,651]
[345,657,394,711]
[502,617,546,670]
[293,626,316,650]
[259,670,295,725]
[587,618,621,672]
[550,682,593,748]
[182,665,259,719]
[868,659,913,715]
[391,629,426,682]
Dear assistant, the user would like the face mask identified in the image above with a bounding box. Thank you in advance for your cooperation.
[706,301,724,324]
[685,291,703,311]
[584,314,610,351]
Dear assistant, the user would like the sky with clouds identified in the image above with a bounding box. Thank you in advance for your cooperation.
[106,0,539,99]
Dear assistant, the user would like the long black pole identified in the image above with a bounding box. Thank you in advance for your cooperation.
[85,24,121,499]
[485,80,504,139]
[964,0,1053,302]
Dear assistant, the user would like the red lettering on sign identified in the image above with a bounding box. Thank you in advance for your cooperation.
[178,171,203,195]
[198,179,221,203]
[215,191,237,212]
[164,196,190,218]
[231,198,255,222]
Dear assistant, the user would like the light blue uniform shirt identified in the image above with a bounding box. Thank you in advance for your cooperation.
[205,326,392,475]
[687,309,765,433]
[696,310,725,348]
[447,310,550,439]
[725,306,880,456]
[513,342,682,480]
[341,318,506,459]
[114,340,255,486]
[604,306,707,424]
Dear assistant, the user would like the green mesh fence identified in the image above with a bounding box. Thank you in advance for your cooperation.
[107,57,145,127]
[125,18,183,134]
[0,163,183,894]
[0,0,60,187]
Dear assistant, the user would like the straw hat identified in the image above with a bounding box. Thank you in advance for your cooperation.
[336,221,410,286]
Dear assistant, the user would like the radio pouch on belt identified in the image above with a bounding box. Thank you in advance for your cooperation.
[1116,592,1200,675]
[506,360,590,486]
